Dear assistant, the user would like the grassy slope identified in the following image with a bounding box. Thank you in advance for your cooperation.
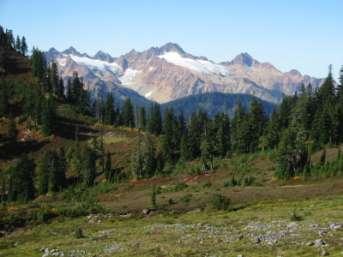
[1,195,342,257]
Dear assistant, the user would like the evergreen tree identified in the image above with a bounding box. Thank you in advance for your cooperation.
[179,133,191,162]
[213,113,231,157]
[138,107,146,130]
[248,99,267,152]
[312,69,338,146]
[260,111,280,150]
[103,93,116,125]
[161,109,179,163]
[104,152,115,182]
[5,29,14,48]
[0,82,9,116]
[200,133,215,171]
[231,103,250,153]
[131,134,156,178]
[131,135,144,179]
[36,152,50,194]
[66,78,72,103]
[7,156,35,202]
[188,111,208,159]
[41,96,56,135]
[276,127,310,179]
[20,36,27,56]
[57,78,64,98]
[15,35,21,52]
[55,147,67,190]
[50,62,59,96]
[122,98,135,128]
[31,48,47,83]
[82,148,97,187]
[147,103,162,135]
[141,135,156,177]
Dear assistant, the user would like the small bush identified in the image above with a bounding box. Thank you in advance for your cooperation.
[210,194,231,210]
[174,182,188,192]
[202,182,212,188]
[290,209,303,221]
[180,194,192,204]
[74,227,84,238]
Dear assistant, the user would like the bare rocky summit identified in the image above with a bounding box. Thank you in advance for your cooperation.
[45,43,322,105]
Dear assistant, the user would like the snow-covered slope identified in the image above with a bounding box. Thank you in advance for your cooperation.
[45,43,323,105]
[158,51,229,76]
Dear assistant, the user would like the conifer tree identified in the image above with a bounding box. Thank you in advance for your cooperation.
[20,36,27,56]
[31,48,46,82]
[104,93,116,125]
[138,107,146,130]
[50,62,59,96]
[131,135,144,179]
[104,152,114,182]
[213,113,231,157]
[82,148,97,187]
[15,35,21,52]
[179,133,191,162]
[122,98,135,128]
[200,133,215,171]
[57,78,64,98]
[147,103,162,135]
[7,156,35,202]
[276,127,310,179]
[248,99,266,152]
[141,135,156,177]
[231,103,250,153]
[41,97,55,135]
[0,82,8,117]
[36,151,50,194]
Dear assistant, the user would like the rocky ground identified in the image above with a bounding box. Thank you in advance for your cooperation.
[1,195,342,257]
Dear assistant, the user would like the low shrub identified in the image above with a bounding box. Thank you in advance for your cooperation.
[180,194,192,204]
[210,193,231,210]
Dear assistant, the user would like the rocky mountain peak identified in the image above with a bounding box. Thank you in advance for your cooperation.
[231,52,258,67]
[63,46,81,56]
[287,69,302,76]
[159,42,185,54]
[94,50,114,62]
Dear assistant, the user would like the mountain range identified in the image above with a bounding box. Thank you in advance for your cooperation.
[45,43,323,113]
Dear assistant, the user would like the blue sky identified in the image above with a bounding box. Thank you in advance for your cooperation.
[1,0,342,78]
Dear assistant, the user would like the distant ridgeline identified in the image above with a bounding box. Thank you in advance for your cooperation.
[0,25,343,205]
[162,92,276,118]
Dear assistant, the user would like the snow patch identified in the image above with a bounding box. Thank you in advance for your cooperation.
[56,57,67,67]
[119,68,141,85]
[158,51,229,76]
[69,54,122,74]
[145,90,153,98]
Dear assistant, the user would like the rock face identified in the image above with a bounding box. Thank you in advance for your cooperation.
[45,43,323,105]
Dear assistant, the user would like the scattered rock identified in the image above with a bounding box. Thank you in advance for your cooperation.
[329,223,342,231]
[306,241,314,246]
[119,213,132,218]
[254,236,261,244]
[314,239,326,248]
[103,242,122,254]
[142,208,151,215]
[86,213,113,224]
